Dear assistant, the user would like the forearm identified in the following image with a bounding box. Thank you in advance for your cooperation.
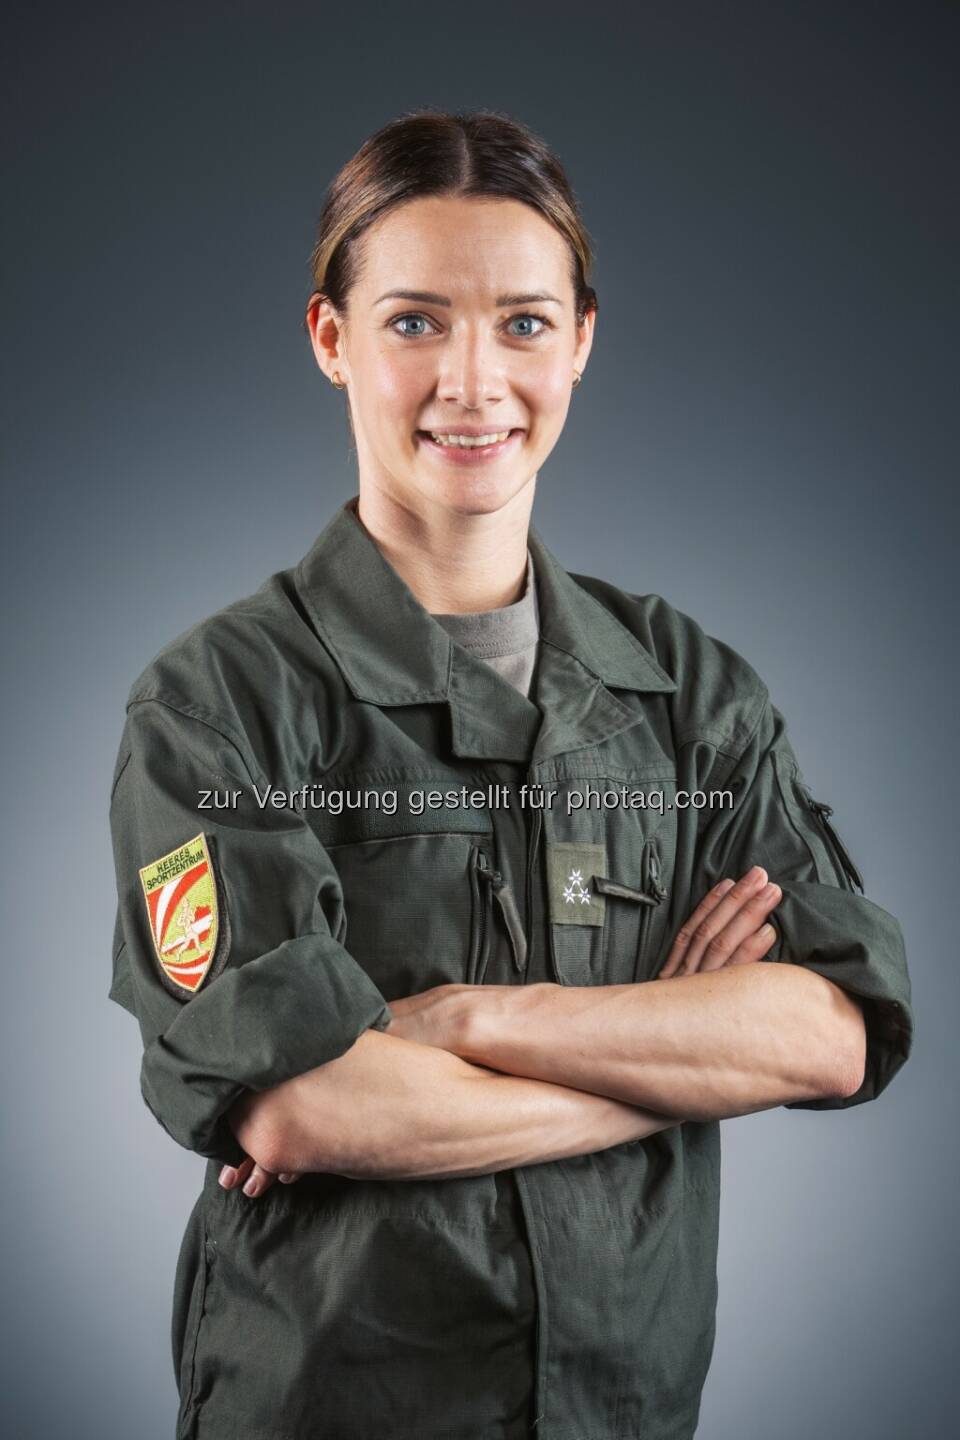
[234,1029,678,1180]
[455,967,867,1122]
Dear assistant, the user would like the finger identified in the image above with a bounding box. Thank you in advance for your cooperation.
[693,883,782,973]
[242,1162,279,1198]
[726,920,779,965]
[218,1156,255,1191]
[277,1173,303,1184]
[658,878,737,979]
[674,866,769,975]
[659,867,767,978]
[660,866,769,977]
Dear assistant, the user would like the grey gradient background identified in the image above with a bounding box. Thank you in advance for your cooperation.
[3,2,956,1436]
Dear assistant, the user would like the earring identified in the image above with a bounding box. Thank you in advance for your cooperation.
[572,370,582,389]
[331,371,346,390]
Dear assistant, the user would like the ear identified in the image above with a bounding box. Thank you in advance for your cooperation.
[572,304,597,380]
[305,293,348,384]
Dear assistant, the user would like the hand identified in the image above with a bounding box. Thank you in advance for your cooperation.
[657,865,781,979]
[218,1156,303,1197]
[219,1088,304,1196]
[383,983,471,1051]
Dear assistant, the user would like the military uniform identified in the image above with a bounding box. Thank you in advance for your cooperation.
[108,495,913,1440]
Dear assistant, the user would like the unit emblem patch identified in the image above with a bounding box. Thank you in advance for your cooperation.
[139,833,225,996]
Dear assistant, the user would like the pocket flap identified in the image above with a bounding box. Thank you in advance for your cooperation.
[314,778,497,845]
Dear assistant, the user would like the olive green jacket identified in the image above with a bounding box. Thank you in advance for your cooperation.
[108,496,912,1440]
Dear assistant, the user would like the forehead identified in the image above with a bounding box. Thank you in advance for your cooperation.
[354,195,573,297]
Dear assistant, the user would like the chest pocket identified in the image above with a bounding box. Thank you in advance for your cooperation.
[317,781,494,1002]
[543,776,678,987]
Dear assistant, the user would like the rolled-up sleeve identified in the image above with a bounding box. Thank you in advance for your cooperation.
[108,698,393,1166]
[694,692,913,1110]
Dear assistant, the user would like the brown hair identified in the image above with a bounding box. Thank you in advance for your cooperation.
[305,108,598,329]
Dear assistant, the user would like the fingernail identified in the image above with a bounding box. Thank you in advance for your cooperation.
[278,1173,296,1184]
[761,923,776,938]
[243,1177,259,1197]
[219,1168,237,1189]
[717,879,736,895]
[761,882,780,899]
[749,866,767,885]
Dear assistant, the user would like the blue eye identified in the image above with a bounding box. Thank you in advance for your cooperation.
[392,314,433,338]
[507,314,548,338]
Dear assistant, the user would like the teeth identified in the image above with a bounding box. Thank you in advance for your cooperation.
[429,431,511,447]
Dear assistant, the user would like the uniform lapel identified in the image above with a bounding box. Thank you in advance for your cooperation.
[294,497,676,766]
[524,526,676,764]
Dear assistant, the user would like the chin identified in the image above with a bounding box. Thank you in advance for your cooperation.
[426,469,533,519]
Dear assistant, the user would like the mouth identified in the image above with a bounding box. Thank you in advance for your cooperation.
[415,428,524,465]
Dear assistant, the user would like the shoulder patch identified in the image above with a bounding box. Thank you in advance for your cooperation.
[139,833,228,997]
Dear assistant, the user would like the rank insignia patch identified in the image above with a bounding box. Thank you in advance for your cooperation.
[546,841,607,926]
[139,833,225,996]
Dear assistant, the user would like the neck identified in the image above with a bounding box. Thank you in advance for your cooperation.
[355,480,535,613]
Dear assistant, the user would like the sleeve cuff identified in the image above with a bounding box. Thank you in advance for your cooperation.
[139,932,394,1162]
[765,881,914,1110]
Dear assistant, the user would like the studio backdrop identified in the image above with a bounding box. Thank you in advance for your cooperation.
[2,4,955,1438]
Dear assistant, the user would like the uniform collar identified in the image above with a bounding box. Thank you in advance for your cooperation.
[295,496,676,763]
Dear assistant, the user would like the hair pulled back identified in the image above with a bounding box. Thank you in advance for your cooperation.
[306,108,598,327]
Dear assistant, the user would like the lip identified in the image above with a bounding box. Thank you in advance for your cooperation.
[416,428,524,465]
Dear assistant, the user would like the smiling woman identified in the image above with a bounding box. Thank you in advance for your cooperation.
[301,112,596,579]
[108,108,912,1440]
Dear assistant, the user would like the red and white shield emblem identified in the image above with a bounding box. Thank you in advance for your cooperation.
[139,833,222,996]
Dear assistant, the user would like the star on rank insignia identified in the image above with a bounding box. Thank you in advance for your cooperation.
[563,868,592,905]
[547,841,607,926]
[139,833,226,997]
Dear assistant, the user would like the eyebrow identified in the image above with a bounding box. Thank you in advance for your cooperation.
[373,289,564,308]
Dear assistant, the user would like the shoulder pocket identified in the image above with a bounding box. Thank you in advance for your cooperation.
[795,783,864,892]
[774,752,864,893]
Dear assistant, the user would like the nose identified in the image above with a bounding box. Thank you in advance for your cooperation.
[436,324,505,410]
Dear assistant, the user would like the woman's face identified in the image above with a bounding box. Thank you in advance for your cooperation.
[308,194,595,519]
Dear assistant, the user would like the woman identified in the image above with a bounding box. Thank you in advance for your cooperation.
[108,109,912,1440]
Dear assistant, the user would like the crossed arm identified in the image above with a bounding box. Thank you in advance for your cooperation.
[221,866,867,1195]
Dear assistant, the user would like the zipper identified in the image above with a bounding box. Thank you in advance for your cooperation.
[525,791,543,980]
[800,790,864,892]
[476,845,528,975]
[470,845,492,984]
[593,876,659,904]
[633,838,667,983]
